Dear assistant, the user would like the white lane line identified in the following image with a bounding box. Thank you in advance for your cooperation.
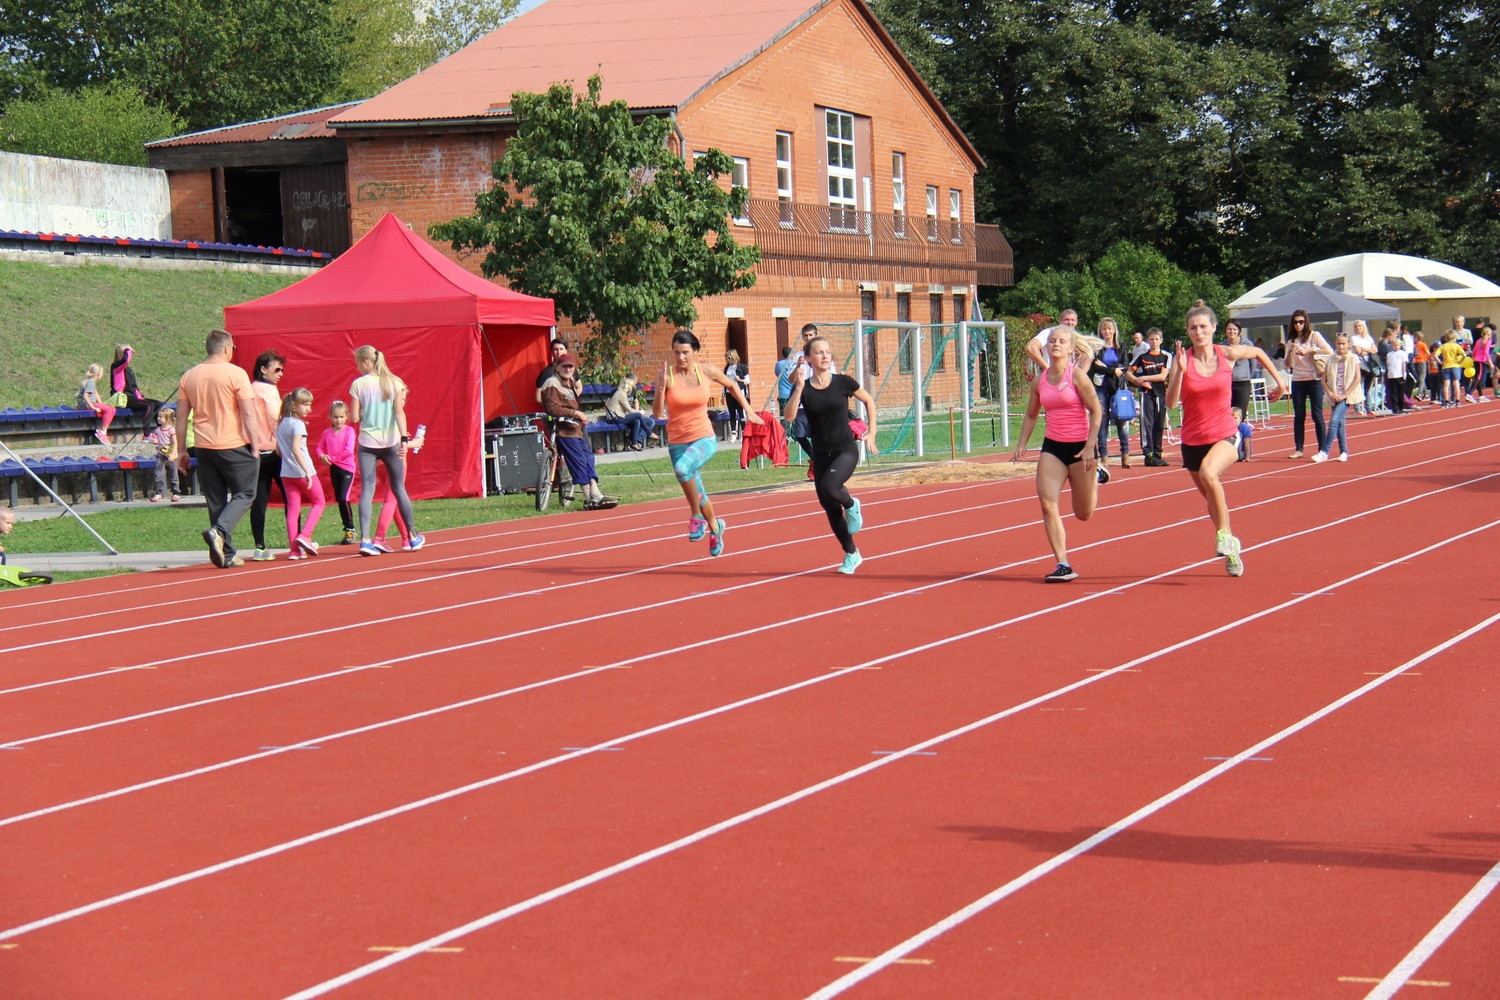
[5,465,1496,823]
[0,484,1008,667]
[805,611,1500,1000]
[3,519,1492,964]
[1361,856,1500,1000]
[2,403,1485,621]
[0,494,1025,700]
[276,531,1500,1000]
[0,483,985,631]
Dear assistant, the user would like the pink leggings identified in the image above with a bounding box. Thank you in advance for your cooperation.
[374,482,411,543]
[283,476,326,543]
[90,403,116,433]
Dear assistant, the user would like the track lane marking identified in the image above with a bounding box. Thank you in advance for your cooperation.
[1359,855,1500,1000]
[804,611,1500,1000]
[4,519,1494,978]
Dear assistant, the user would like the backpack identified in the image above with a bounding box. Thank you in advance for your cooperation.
[1110,387,1137,421]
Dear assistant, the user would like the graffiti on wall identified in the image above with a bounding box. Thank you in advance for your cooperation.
[356,181,430,202]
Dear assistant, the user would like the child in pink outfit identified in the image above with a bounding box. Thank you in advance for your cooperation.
[317,401,358,544]
[277,388,326,560]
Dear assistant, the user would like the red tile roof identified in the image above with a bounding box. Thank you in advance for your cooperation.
[147,102,364,148]
[332,0,838,125]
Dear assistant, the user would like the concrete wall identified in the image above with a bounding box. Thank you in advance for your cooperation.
[0,151,172,239]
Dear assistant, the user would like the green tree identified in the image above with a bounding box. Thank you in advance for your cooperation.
[422,0,520,61]
[999,241,1240,336]
[331,0,434,102]
[0,0,348,131]
[430,74,761,381]
[0,83,184,166]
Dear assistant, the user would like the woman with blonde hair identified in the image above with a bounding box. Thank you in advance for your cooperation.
[1011,325,1101,583]
[1086,317,1131,468]
[349,346,423,555]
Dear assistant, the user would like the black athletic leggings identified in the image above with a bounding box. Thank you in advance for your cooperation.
[250,451,284,548]
[812,443,860,555]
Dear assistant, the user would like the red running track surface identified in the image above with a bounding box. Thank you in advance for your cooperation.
[1,403,1497,999]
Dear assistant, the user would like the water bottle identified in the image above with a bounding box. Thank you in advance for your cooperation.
[410,424,427,453]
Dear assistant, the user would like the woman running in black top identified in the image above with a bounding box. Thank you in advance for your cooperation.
[783,336,879,574]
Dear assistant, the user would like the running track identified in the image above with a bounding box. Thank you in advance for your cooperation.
[2,404,1497,1000]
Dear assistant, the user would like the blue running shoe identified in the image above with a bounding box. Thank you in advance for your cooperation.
[687,516,707,541]
[359,540,380,556]
[845,498,863,534]
[407,533,426,551]
[838,550,863,574]
[708,518,727,557]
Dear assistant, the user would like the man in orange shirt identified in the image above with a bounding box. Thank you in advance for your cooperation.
[176,328,272,568]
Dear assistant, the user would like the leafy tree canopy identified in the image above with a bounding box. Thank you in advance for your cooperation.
[0,0,348,131]
[997,241,1242,337]
[0,83,184,166]
[431,74,760,381]
[872,0,1500,291]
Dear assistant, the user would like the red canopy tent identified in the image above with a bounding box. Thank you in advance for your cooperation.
[224,213,555,499]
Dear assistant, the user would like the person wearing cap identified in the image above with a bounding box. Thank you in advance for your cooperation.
[541,354,615,509]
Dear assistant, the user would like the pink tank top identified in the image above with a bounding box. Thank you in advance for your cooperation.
[1037,363,1089,441]
[1181,347,1236,446]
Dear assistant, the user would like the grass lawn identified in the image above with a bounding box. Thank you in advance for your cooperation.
[11,450,821,554]
[0,259,300,410]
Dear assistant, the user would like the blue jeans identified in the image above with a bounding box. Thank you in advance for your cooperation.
[1327,401,1348,456]
[1291,380,1326,452]
[617,411,653,447]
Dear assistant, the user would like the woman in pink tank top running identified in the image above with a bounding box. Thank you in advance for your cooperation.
[1166,302,1286,578]
[1011,325,1102,583]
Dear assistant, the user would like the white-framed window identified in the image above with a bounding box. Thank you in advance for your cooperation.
[949,188,963,244]
[731,157,750,225]
[776,131,794,227]
[925,185,939,241]
[892,151,906,238]
[826,109,857,230]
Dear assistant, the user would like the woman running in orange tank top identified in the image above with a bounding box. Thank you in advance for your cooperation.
[652,330,763,557]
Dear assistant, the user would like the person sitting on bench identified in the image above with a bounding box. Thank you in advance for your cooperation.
[605,373,658,450]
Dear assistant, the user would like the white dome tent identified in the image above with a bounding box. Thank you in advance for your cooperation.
[1229,253,1500,336]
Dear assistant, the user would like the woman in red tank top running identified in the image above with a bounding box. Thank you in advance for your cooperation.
[1166,303,1286,577]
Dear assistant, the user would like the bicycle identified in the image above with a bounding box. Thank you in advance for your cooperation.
[534,418,576,512]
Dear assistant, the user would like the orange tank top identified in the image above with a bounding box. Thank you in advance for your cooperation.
[665,367,714,443]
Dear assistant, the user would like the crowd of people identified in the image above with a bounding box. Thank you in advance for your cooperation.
[48,306,1491,578]
[168,329,423,569]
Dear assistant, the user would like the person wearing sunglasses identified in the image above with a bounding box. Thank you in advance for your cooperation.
[1283,309,1332,459]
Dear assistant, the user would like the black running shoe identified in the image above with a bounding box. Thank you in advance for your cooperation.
[1044,563,1078,583]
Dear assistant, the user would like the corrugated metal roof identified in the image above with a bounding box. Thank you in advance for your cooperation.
[147,102,364,148]
[332,0,830,125]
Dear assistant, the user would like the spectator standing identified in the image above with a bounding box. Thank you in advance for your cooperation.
[1127,328,1171,466]
[349,345,424,555]
[1471,325,1492,401]
[176,329,268,568]
[1087,317,1131,468]
[1316,333,1364,462]
[247,351,286,561]
[1284,309,1332,458]
[1435,330,1468,407]
[277,388,326,559]
[723,349,751,441]
[1225,320,1259,415]
[317,400,358,543]
[534,338,570,403]
[1383,336,1409,417]
[143,405,181,502]
[1349,320,1380,415]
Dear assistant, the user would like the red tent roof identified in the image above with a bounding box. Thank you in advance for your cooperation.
[224,213,555,333]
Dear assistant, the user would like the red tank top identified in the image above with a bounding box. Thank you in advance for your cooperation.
[1180,347,1236,446]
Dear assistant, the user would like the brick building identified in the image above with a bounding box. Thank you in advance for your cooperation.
[328,0,1011,382]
